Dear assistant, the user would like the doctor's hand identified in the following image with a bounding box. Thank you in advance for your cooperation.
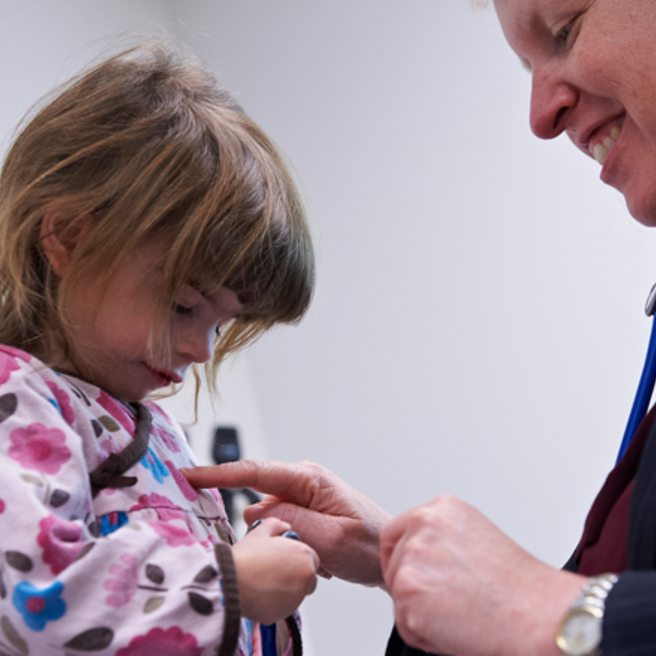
[184,460,391,587]
[232,517,318,624]
[381,495,587,656]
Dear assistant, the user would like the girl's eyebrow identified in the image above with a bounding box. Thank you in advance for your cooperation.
[186,280,213,302]
[187,278,224,304]
[187,277,244,315]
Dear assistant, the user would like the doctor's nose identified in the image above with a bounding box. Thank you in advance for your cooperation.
[529,68,578,140]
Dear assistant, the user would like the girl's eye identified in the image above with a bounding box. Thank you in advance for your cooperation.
[172,303,194,316]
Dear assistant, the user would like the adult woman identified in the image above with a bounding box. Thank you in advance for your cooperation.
[186,0,656,654]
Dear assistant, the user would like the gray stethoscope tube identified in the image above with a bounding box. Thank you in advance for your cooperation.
[616,282,656,462]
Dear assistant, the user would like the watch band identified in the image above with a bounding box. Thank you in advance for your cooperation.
[556,573,619,656]
[573,573,619,611]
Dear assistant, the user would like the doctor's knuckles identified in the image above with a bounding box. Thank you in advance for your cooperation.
[380,495,587,656]
[183,459,391,586]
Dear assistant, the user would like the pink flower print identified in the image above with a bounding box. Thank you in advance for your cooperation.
[96,436,124,468]
[152,423,181,454]
[199,488,226,515]
[207,487,224,504]
[96,390,135,437]
[0,498,5,513]
[130,493,186,522]
[146,402,174,427]
[37,515,85,575]
[116,627,202,656]
[9,423,71,474]
[165,461,198,502]
[46,382,75,425]
[147,521,196,548]
[0,354,19,385]
[0,346,32,362]
[104,552,139,608]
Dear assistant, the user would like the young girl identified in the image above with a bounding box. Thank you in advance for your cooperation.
[0,42,317,656]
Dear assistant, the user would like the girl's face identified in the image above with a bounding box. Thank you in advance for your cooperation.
[62,237,242,402]
[495,0,656,225]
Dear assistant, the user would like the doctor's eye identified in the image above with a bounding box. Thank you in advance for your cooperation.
[554,14,581,47]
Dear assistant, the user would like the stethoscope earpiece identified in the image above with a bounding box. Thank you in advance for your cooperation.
[645,282,656,317]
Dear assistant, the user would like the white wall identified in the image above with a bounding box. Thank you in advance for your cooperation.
[2,2,656,655]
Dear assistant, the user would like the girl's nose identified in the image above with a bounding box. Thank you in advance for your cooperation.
[177,325,216,365]
[529,66,578,140]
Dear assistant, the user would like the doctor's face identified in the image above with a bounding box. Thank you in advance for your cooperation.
[495,0,656,226]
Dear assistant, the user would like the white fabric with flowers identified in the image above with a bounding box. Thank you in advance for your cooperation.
[0,345,275,656]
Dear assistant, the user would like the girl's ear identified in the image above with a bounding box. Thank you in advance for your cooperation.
[40,212,94,275]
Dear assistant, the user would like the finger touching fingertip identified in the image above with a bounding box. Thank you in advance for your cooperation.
[243,504,265,524]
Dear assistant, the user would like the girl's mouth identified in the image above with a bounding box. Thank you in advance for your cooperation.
[142,363,182,387]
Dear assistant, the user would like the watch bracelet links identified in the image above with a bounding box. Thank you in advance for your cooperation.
[571,573,619,613]
[556,573,619,656]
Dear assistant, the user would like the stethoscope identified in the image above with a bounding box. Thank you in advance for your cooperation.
[616,282,656,462]
[244,520,300,656]
[254,285,656,655]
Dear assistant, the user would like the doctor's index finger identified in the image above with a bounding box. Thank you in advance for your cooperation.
[182,459,323,506]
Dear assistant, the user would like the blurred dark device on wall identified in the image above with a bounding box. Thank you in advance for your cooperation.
[212,426,261,524]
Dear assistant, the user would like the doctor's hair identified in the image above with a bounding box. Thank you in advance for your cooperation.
[0,41,314,389]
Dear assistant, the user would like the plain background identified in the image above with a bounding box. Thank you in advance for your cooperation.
[3,2,656,654]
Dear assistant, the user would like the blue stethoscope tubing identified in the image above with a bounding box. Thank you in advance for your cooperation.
[256,528,301,656]
[260,624,278,656]
[616,283,656,463]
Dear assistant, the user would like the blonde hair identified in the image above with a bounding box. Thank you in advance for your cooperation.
[0,42,314,392]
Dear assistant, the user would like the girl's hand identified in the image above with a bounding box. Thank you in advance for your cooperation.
[380,495,586,656]
[184,460,391,586]
[232,517,319,625]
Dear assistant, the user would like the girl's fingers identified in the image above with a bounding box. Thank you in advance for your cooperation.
[244,516,292,537]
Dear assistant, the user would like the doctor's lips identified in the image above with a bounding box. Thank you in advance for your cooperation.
[587,118,624,165]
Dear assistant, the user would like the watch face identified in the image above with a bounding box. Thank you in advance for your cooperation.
[557,608,602,656]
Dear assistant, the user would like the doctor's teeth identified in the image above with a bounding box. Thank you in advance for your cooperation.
[593,142,609,164]
[591,130,621,165]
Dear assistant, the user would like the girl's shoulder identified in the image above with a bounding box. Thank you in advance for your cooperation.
[0,344,59,392]
[0,345,39,376]
[0,345,34,363]
[0,345,90,403]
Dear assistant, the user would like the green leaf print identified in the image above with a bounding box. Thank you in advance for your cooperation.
[143,597,165,614]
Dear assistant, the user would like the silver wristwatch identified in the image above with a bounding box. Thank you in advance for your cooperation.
[556,573,619,656]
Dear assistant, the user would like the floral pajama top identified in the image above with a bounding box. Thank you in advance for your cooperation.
[0,346,295,656]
